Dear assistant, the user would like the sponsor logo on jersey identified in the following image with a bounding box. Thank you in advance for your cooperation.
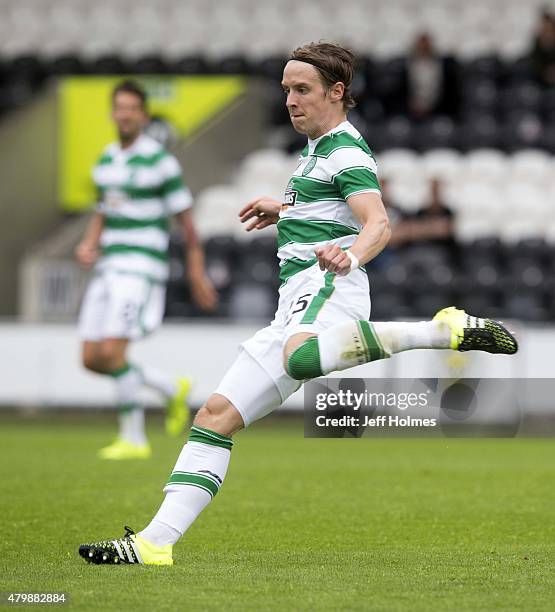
[283,190,297,207]
[302,155,317,176]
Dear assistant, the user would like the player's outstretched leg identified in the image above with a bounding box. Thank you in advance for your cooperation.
[286,306,517,380]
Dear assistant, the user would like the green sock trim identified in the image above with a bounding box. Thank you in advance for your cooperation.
[110,363,132,378]
[358,320,386,361]
[188,426,233,450]
[287,337,323,380]
[166,471,221,498]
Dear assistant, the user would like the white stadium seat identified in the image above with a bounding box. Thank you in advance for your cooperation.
[377,149,420,181]
[504,182,550,221]
[454,217,499,242]
[195,185,242,239]
[509,151,553,185]
[499,218,546,243]
[388,178,430,212]
[464,150,508,184]
[421,150,463,182]
[452,182,506,221]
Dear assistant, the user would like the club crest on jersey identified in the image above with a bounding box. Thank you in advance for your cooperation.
[283,190,297,206]
[302,155,317,176]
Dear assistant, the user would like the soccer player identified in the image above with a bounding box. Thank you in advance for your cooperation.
[79,44,517,564]
[76,80,217,460]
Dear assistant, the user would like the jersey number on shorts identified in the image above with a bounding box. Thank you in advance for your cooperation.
[285,293,312,326]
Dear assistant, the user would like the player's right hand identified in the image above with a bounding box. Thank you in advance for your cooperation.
[75,241,98,269]
[315,244,352,276]
[239,197,281,231]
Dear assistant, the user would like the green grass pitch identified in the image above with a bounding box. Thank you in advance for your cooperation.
[1,415,553,611]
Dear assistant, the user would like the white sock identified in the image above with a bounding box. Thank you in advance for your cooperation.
[372,320,451,354]
[112,364,147,446]
[139,426,233,547]
[139,364,177,398]
[318,320,451,375]
[119,408,146,446]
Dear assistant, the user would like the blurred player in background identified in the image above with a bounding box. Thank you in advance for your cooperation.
[79,45,517,564]
[75,80,217,460]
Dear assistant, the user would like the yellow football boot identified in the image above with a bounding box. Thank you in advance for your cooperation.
[97,439,151,460]
[79,526,173,566]
[433,306,518,354]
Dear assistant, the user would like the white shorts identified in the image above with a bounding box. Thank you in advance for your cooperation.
[215,264,370,426]
[78,271,166,341]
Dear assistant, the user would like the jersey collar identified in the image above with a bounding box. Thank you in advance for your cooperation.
[114,133,146,158]
[307,120,352,153]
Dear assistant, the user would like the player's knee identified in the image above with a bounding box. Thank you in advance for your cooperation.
[94,343,123,373]
[284,334,322,380]
[82,353,98,372]
[82,346,103,373]
[194,394,244,436]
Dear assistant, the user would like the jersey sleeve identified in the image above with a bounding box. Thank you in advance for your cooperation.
[328,147,381,200]
[158,154,193,214]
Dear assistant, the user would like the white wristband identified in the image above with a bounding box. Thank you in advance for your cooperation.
[346,250,360,272]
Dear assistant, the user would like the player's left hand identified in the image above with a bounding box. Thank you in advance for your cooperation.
[314,244,352,276]
[190,275,218,311]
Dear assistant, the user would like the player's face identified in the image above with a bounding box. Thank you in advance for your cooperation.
[112,91,147,142]
[282,60,336,139]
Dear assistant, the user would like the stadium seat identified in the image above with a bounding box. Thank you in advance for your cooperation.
[504,291,547,322]
[212,55,252,75]
[509,150,553,184]
[540,125,555,154]
[370,289,412,320]
[171,56,210,75]
[463,149,507,183]
[377,149,419,181]
[413,117,457,151]
[421,149,462,181]
[457,115,500,150]
[499,218,545,244]
[454,217,500,242]
[462,55,502,81]
[502,113,544,151]
[204,236,238,293]
[501,82,542,116]
[542,89,555,122]
[462,78,499,115]
[89,55,128,74]
[195,186,242,239]
[388,178,430,212]
[131,55,168,74]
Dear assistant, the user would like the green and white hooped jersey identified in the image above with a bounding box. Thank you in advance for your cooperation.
[278,121,381,285]
[93,134,192,283]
